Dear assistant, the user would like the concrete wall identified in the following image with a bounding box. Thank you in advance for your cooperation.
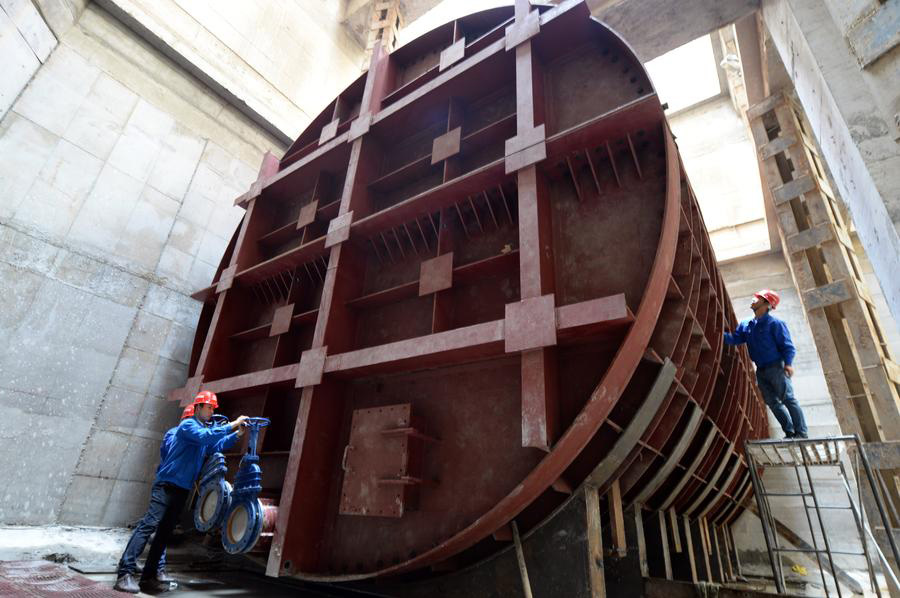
[820,0,899,142]
[0,2,285,526]
[668,95,772,261]
[100,0,368,141]
[0,0,57,119]
[397,0,509,47]
[762,0,900,329]
[714,2,900,573]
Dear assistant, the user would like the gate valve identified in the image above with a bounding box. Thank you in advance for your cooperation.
[193,415,243,531]
[222,417,271,554]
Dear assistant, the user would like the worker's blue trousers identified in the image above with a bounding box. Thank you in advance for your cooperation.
[116,481,170,576]
[756,361,808,438]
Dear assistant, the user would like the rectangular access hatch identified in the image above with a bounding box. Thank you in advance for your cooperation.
[339,403,436,518]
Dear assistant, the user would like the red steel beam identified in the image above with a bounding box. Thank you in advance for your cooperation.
[187,294,631,397]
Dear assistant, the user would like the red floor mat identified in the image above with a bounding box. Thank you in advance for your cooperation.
[0,561,121,597]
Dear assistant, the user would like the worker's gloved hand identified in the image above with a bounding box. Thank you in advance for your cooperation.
[236,425,246,437]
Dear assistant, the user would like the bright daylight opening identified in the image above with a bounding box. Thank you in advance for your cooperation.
[645,35,722,113]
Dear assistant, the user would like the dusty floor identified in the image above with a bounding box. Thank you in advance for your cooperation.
[0,525,390,597]
[0,525,888,596]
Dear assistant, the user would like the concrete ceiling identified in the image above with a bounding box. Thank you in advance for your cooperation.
[341,0,444,49]
[401,0,449,24]
[339,0,761,66]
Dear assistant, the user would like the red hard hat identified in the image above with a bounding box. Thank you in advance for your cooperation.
[192,390,218,408]
[181,404,195,419]
[754,289,780,309]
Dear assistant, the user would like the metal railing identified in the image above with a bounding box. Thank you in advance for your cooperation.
[745,435,900,597]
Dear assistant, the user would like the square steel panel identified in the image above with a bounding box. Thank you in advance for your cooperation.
[319,119,339,145]
[505,142,547,174]
[297,200,318,230]
[295,346,327,388]
[431,127,461,164]
[504,124,546,156]
[439,37,465,71]
[419,252,453,296]
[216,264,237,293]
[349,112,372,141]
[504,10,540,50]
[340,404,415,518]
[325,211,353,248]
[504,294,557,352]
[270,303,295,337]
[504,125,547,174]
[170,376,205,406]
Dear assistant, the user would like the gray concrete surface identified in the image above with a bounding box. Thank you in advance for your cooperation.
[0,525,379,597]
[669,94,771,261]
[97,0,369,141]
[0,2,283,527]
[762,0,900,328]
[0,0,57,120]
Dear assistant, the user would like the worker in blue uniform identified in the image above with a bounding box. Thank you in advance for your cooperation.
[115,405,196,592]
[116,403,215,584]
[126,404,193,585]
[114,392,247,593]
[724,289,808,440]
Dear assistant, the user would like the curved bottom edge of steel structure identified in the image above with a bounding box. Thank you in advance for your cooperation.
[279,125,766,582]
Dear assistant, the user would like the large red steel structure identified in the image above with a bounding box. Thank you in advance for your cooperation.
[171,0,768,581]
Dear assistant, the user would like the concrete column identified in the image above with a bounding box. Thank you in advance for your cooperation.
[761,0,900,328]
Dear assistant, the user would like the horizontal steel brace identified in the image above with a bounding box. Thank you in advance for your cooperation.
[170,294,633,398]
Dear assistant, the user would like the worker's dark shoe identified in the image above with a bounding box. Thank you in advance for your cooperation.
[793,433,808,439]
[113,573,140,594]
[156,569,175,583]
[139,577,177,593]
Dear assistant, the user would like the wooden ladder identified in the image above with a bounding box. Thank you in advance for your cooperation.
[364,0,403,67]
[748,93,900,572]
[747,91,900,443]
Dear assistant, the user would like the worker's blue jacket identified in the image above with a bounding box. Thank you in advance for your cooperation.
[723,312,796,368]
[154,425,229,476]
[156,418,238,490]
[154,427,178,477]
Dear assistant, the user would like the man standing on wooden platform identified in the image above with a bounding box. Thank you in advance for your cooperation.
[724,289,808,439]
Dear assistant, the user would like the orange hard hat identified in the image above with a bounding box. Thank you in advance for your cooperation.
[754,289,780,309]
[180,404,195,419]
[192,390,218,408]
